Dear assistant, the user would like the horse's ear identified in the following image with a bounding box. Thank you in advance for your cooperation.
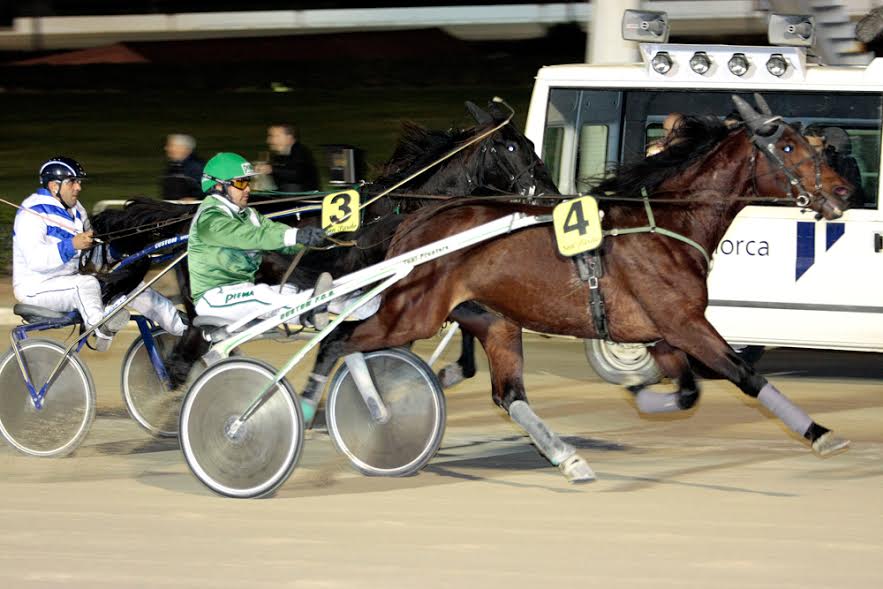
[753,93,773,116]
[733,94,781,138]
[487,101,509,123]
[465,101,493,125]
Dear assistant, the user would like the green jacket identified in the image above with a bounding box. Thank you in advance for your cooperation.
[188,194,303,302]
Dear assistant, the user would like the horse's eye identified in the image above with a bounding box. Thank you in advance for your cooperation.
[506,143,517,152]
[783,144,794,153]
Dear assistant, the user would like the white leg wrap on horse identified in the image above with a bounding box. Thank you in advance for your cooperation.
[302,372,328,402]
[438,363,465,389]
[508,400,574,466]
[634,389,681,413]
[758,383,812,436]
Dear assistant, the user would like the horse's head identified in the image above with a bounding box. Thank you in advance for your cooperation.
[733,94,850,220]
[465,100,559,198]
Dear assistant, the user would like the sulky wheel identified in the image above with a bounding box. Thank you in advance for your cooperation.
[179,357,304,498]
[120,328,187,438]
[326,348,446,477]
[0,339,95,457]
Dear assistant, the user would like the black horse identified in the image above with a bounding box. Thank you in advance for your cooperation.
[89,100,558,389]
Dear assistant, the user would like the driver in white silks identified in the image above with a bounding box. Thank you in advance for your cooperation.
[12,156,186,351]
[188,152,379,326]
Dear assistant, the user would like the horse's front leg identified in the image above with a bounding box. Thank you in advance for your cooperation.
[667,317,849,456]
[479,316,595,483]
[627,341,701,413]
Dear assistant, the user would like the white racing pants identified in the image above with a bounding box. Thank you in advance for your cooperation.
[195,282,381,324]
[16,274,186,336]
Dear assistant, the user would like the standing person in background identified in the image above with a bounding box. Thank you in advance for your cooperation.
[161,134,204,200]
[255,124,320,193]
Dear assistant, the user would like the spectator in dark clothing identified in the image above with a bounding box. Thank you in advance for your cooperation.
[255,124,320,193]
[161,134,204,200]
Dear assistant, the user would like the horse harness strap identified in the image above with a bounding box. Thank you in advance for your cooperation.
[571,191,712,342]
[602,191,712,273]
[574,250,609,341]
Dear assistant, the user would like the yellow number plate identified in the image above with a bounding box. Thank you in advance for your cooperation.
[321,190,360,235]
[552,196,603,256]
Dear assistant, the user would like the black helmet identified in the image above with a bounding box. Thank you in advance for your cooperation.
[39,156,87,186]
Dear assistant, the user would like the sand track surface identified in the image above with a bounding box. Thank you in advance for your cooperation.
[1,326,881,588]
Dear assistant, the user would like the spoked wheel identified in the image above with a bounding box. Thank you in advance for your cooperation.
[179,358,304,498]
[0,339,95,457]
[121,328,187,438]
[326,348,446,477]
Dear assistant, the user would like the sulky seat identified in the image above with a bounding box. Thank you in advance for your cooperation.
[13,304,80,325]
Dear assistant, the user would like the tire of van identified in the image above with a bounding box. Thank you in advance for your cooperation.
[583,339,663,385]
[733,345,765,365]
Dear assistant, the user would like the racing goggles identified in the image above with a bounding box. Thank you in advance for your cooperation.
[229,178,251,190]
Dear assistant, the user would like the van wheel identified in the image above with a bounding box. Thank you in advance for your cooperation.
[584,339,662,385]
[734,345,765,365]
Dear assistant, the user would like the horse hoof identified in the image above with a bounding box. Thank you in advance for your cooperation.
[558,454,596,483]
[812,432,851,457]
[438,363,465,389]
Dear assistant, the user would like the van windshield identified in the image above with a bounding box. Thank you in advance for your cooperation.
[543,88,882,209]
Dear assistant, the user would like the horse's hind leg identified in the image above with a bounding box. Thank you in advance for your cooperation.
[301,323,359,427]
[478,316,595,483]
[343,294,593,480]
[628,341,701,413]
[437,302,486,388]
[666,318,849,456]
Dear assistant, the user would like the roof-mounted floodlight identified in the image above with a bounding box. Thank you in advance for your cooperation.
[768,14,815,47]
[622,10,670,43]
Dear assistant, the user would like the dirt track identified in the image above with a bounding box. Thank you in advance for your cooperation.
[1,327,881,588]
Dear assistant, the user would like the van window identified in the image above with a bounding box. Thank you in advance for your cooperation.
[576,125,608,194]
[543,89,621,194]
[543,88,882,208]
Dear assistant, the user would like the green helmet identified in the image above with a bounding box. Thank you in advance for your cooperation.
[201,152,258,193]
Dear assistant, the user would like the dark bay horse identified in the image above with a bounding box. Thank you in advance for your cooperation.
[315,95,852,481]
[88,101,557,386]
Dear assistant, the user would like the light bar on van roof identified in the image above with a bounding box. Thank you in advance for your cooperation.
[639,44,807,82]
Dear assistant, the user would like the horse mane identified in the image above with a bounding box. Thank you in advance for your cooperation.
[375,121,478,185]
[591,115,732,198]
[388,197,547,252]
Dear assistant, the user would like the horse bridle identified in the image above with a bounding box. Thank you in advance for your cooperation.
[747,117,826,210]
[470,136,541,197]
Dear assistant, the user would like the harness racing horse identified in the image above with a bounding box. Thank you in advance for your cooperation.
[88,101,557,388]
[271,100,558,401]
[312,95,852,481]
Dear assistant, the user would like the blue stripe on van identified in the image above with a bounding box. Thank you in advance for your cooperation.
[795,221,814,281]
[826,223,845,251]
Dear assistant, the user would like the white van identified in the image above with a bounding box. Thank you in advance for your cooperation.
[524,43,883,382]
